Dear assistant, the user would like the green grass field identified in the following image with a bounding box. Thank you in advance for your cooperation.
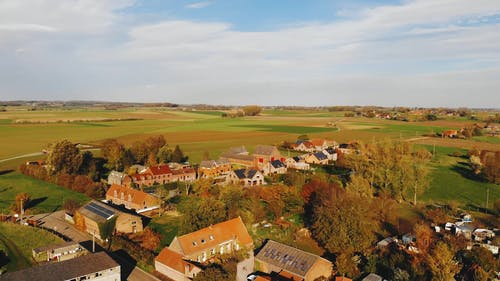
[0,172,90,214]
[419,145,499,208]
[0,222,64,271]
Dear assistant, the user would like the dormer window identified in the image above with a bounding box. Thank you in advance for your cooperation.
[193,241,198,246]
[201,239,206,244]
[209,235,214,240]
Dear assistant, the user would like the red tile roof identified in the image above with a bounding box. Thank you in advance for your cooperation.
[310,139,326,146]
[148,165,172,175]
[156,247,192,273]
[176,217,253,256]
[106,184,159,207]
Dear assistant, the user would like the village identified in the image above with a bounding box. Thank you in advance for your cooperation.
[0,134,498,281]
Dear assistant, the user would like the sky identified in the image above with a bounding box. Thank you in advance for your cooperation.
[0,0,499,107]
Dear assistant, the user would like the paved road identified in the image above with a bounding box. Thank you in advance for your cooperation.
[0,148,100,163]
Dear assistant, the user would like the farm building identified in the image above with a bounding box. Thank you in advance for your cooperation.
[76,200,143,239]
[0,251,120,281]
[255,240,332,281]
[32,241,87,262]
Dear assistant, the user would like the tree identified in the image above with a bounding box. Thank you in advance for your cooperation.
[335,252,360,278]
[47,140,83,175]
[157,145,172,163]
[202,151,210,161]
[180,197,227,234]
[242,105,262,116]
[11,192,30,213]
[311,191,378,255]
[131,141,148,164]
[472,266,488,281]
[414,222,433,254]
[101,139,125,171]
[144,135,167,156]
[171,145,187,163]
[427,242,459,281]
[98,216,117,251]
[297,134,309,141]
[140,228,162,251]
[63,199,81,216]
[346,174,372,198]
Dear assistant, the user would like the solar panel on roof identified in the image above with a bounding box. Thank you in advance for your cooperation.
[84,202,115,219]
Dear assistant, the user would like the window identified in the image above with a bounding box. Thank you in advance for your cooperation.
[201,239,205,244]
[193,241,198,246]
[210,248,215,255]
[209,235,214,240]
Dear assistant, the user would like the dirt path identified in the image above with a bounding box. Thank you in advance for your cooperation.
[0,230,31,271]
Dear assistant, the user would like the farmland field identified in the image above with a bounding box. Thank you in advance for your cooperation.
[0,107,498,211]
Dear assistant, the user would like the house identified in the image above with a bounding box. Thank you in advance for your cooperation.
[123,164,173,187]
[107,171,125,185]
[234,169,265,186]
[105,184,160,213]
[455,224,474,240]
[377,237,398,249]
[304,152,329,165]
[285,157,310,170]
[322,148,338,161]
[263,160,287,176]
[310,139,329,151]
[293,141,315,152]
[155,217,254,281]
[220,146,256,167]
[32,241,87,262]
[402,233,416,245]
[253,145,285,169]
[198,159,232,179]
[338,143,357,154]
[76,200,143,239]
[362,273,383,281]
[473,229,495,242]
[171,167,197,182]
[0,251,120,281]
[155,247,202,281]
[255,240,333,281]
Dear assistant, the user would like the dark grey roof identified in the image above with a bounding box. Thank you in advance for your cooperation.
[0,252,119,281]
[270,160,285,169]
[255,240,330,278]
[78,201,117,223]
[324,147,336,154]
[254,145,277,156]
[313,152,328,161]
[234,169,259,179]
[292,156,301,162]
[339,143,349,149]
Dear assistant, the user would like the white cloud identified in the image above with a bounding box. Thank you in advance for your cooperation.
[0,0,499,106]
[185,2,212,9]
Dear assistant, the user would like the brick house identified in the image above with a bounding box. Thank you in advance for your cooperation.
[105,184,160,212]
[155,217,254,281]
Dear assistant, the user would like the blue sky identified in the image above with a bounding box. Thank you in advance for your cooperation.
[0,0,499,107]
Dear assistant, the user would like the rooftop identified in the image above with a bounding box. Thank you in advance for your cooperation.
[174,217,253,256]
[255,240,330,278]
[0,252,119,281]
[79,201,116,223]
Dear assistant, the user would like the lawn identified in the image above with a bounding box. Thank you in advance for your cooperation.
[0,172,90,214]
[0,222,64,271]
[419,145,500,209]
[148,213,181,252]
